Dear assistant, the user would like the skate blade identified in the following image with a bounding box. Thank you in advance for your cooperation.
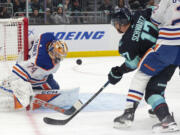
[153,125,180,133]
[114,121,132,129]
[149,114,157,118]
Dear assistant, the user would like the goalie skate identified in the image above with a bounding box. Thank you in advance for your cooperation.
[152,114,180,133]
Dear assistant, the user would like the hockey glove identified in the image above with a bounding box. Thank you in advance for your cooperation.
[108,66,123,85]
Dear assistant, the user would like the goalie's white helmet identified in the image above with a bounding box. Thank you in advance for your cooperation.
[48,40,68,63]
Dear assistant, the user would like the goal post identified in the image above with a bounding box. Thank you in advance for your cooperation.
[0,17,29,61]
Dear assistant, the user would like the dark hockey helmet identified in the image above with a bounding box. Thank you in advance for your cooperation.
[111,7,132,26]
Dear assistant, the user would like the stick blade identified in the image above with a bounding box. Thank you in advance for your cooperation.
[63,106,76,115]
[63,100,83,115]
[43,117,68,125]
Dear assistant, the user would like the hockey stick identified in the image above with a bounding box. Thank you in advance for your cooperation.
[43,81,110,125]
[32,97,83,115]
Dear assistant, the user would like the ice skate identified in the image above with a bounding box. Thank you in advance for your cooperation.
[114,102,138,128]
[148,108,157,118]
[152,113,180,133]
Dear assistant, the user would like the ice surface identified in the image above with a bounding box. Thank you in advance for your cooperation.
[0,56,180,135]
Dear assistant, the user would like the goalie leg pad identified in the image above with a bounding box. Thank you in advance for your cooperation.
[0,86,25,111]
[0,74,33,109]
[10,77,33,107]
[0,90,15,111]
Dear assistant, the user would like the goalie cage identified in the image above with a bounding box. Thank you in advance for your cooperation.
[0,17,28,61]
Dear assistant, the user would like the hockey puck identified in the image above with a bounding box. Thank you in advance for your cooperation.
[76,59,82,65]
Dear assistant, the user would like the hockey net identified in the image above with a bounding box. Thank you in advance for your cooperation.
[0,18,28,80]
[0,17,28,61]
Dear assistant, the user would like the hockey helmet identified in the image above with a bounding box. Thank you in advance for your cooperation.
[48,40,68,63]
[111,7,132,26]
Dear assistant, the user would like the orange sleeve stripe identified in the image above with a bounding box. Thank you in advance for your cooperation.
[29,77,47,84]
[159,32,180,36]
[13,66,28,79]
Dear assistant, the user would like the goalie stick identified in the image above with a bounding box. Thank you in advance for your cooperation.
[43,81,110,125]
[32,88,83,115]
[0,86,83,115]
[32,97,83,115]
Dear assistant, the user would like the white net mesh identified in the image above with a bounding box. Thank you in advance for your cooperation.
[0,18,25,61]
[0,18,28,80]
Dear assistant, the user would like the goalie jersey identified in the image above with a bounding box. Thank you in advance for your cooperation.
[119,9,159,69]
[12,32,60,86]
[150,0,180,46]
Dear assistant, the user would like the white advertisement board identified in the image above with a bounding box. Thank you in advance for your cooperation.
[29,25,122,57]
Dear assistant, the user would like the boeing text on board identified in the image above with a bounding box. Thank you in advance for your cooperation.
[55,31,105,40]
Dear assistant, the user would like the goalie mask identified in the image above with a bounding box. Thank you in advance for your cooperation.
[48,40,68,63]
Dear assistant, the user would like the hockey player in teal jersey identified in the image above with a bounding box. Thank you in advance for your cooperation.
[108,7,177,129]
